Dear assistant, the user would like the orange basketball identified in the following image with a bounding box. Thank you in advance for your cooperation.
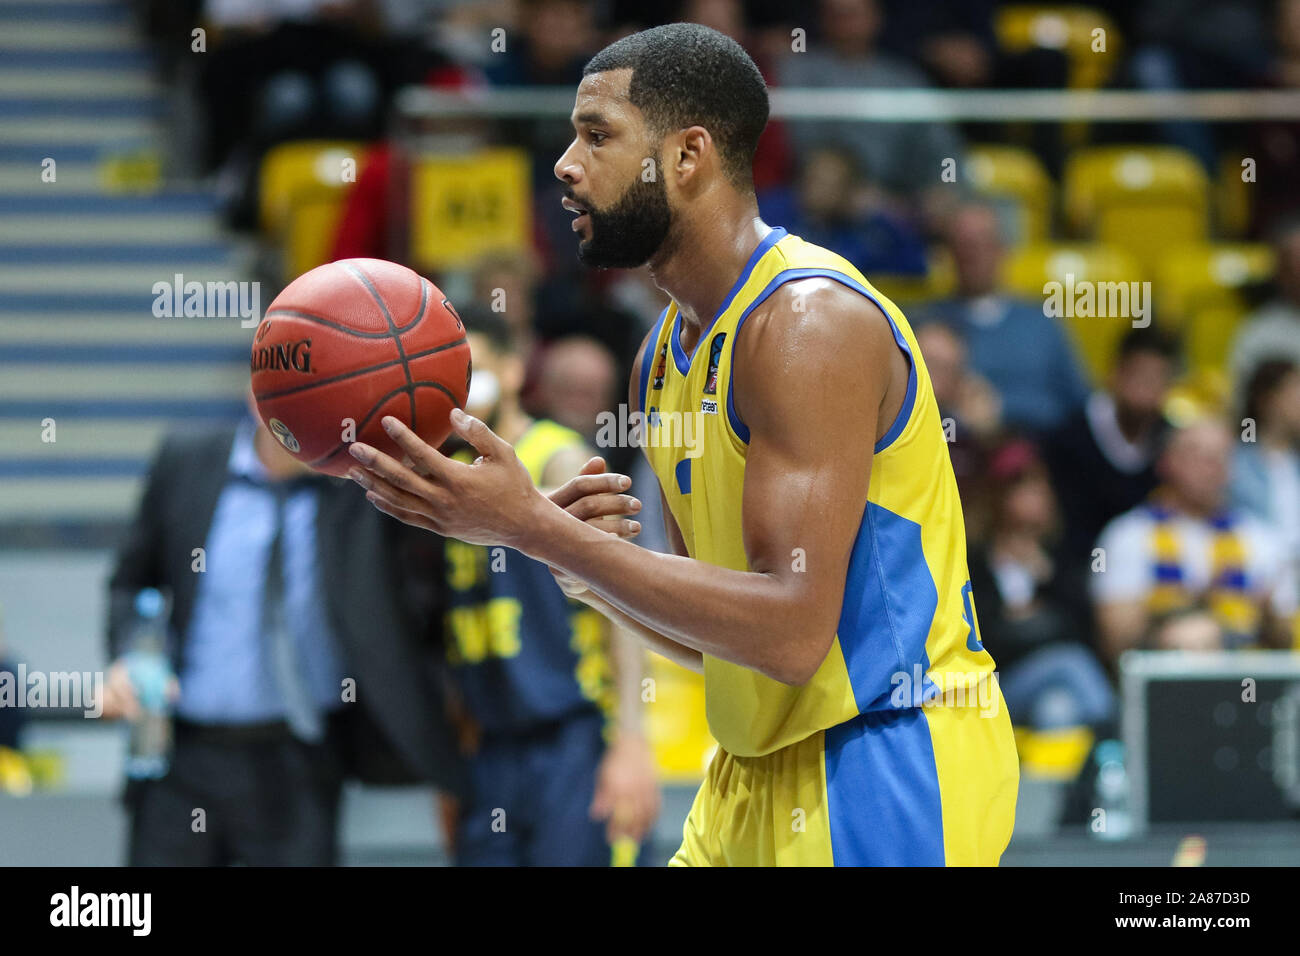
[250,258,471,477]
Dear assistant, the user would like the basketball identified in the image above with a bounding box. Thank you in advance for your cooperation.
[250,258,471,477]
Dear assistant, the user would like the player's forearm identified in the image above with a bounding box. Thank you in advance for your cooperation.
[585,591,703,675]
[520,504,826,684]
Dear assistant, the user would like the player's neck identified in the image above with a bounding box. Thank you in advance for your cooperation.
[648,201,768,350]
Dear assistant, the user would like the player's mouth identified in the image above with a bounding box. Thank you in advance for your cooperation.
[562,196,591,233]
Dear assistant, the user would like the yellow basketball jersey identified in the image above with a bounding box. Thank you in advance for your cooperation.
[638,227,997,758]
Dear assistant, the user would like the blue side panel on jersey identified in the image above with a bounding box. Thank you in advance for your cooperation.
[839,502,938,713]
[639,306,670,411]
[674,458,691,495]
[725,267,917,450]
[824,707,945,865]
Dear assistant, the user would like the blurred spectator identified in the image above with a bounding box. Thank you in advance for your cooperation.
[777,0,965,225]
[878,0,997,89]
[1044,326,1177,571]
[758,145,928,275]
[1246,1,1300,234]
[1231,360,1300,578]
[923,203,1090,435]
[104,405,465,865]
[198,1,396,227]
[1090,419,1298,665]
[914,322,1000,510]
[441,310,659,865]
[1146,606,1227,652]
[535,336,620,442]
[535,335,663,544]
[1126,0,1271,171]
[1229,218,1300,395]
[967,440,1113,731]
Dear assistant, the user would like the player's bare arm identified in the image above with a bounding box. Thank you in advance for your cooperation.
[349,278,903,685]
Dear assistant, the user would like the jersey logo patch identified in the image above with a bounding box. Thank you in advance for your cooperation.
[703,332,726,395]
[652,343,668,390]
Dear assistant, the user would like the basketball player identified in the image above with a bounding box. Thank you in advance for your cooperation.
[347,23,1019,865]
[439,307,659,866]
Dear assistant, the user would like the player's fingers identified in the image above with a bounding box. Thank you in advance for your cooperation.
[357,472,439,523]
[566,492,641,522]
[548,472,632,509]
[446,408,511,460]
[349,441,439,499]
[376,416,455,480]
[578,456,607,476]
[365,490,439,533]
[585,516,640,538]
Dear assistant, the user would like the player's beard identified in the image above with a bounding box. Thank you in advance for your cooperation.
[574,170,673,269]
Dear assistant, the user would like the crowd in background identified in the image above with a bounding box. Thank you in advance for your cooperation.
[124,0,1300,740]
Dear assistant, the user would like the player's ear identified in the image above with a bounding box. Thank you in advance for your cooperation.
[673,126,712,186]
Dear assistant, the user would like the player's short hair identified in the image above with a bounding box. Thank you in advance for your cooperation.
[458,303,514,355]
[582,22,769,189]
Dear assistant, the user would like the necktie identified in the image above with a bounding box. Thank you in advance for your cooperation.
[262,484,324,743]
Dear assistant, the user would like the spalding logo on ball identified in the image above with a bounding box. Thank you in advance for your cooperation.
[250,258,472,477]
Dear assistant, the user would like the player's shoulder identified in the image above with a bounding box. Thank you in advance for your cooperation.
[739,276,894,360]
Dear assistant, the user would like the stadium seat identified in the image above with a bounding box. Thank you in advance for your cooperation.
[258,140,364,279]
[995,6,1122,91]
[1002,242,1145,384]
[1216,153,1253,238]
[1013,725,1095,781]
[1155,242,1274,331]
[966,145,1054,244]
[1063,146,1210,273]
[995,6,1122,148]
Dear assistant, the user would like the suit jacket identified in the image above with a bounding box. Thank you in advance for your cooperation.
[106,426,467,796]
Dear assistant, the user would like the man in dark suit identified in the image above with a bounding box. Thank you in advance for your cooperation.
[102,405,465,866]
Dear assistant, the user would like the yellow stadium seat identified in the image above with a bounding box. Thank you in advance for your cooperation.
[1184,304,1249,386]
[966,145,1054,244]
[1064,146,1210,273]
[996,6,1122,148]
[1003,242,1145,385]
[1216,153,1252,238]
[1013,725,1095,781]
[996,6,1122,90]
[259,140,364,279]
[1155,242,1275,331]
[643,656,716,785]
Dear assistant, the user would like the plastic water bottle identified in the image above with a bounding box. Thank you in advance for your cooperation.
[1090,739,1132,841]
[123,589,174,781]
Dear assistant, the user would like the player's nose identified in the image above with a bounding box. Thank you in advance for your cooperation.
[554,141,582,184]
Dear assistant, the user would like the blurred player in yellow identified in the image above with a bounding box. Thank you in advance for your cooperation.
[347,23,1019,865]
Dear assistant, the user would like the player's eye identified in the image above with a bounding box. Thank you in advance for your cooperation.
[588,131,608,145]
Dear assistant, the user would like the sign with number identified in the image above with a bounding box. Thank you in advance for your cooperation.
[411,149,531,269]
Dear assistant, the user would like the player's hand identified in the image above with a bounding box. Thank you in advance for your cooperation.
[348,410,553,548]
[547,456,641,597]
[590,730,661,846]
